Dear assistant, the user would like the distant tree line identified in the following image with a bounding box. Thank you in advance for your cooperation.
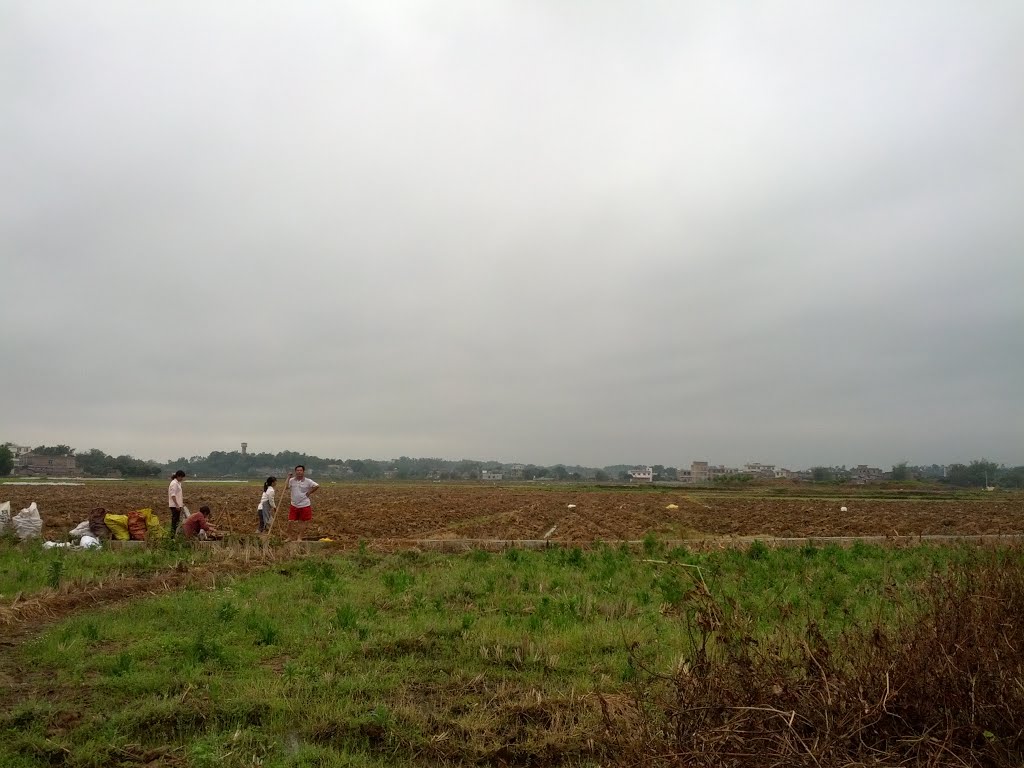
[162,452,618,481]
[3,442,1022,487]
[77,448,163,478]
[807,460,1024,489]
[944,460,1024,489]
[31,444,75,456]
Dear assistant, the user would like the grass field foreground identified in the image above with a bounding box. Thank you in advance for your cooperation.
[1,542,1022,767]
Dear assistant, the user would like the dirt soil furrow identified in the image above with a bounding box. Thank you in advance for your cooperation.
[3,483,1022,541]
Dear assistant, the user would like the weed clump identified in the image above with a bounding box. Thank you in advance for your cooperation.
[46,558,64,589]
[110,652,133,677]
[746,539,769,560]
[247,616,280,647]
[382,568,414,595]
[189,633,228,664]
[615,550,1024,767]
[642,533,660,557]
[216,600,238,622]
[332,603,358,631]
[81,621,100,643]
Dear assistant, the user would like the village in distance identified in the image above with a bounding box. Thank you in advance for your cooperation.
[2,441,1018,490]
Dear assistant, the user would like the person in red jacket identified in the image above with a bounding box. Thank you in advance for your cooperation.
[182,505,221,540]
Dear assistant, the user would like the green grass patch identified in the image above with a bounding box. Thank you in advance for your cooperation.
[0,539,214,602]
[0,544,1015,767]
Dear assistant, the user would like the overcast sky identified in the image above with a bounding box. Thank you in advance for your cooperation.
[2,1,1022,469]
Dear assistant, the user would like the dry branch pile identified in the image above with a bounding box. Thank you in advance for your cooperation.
[614,551,1024,767]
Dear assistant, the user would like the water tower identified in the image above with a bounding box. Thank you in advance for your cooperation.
[241,442,248,456]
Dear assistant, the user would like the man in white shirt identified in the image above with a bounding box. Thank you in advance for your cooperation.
[286,464,320,538]
[168,469,186,534]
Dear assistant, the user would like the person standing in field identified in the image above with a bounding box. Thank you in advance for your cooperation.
[168,469,186,535]
[257,476,276,533]
[286,465,319,539]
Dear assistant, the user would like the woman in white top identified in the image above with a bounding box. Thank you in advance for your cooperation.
[257,476,276,533]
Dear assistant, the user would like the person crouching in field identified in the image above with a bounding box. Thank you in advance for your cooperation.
[257,476,276,533]
[183,505,221,540]
[286,465,319,540]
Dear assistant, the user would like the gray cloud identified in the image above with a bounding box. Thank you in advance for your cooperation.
[2,1,1022,468]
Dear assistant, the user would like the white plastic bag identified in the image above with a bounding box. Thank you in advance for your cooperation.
[13,502,43,541]
[0,501,10,535]
[80,535,101,549]
[43,541,72,549]
[69,520,91,540]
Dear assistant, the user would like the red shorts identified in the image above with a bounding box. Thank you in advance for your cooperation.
[289,504,312,521]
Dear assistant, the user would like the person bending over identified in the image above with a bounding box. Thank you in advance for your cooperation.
[183,505,221,540]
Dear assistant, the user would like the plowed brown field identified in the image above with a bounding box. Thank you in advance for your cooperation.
[3,482,1023,541]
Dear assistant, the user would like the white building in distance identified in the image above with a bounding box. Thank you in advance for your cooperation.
[628,466,653,482]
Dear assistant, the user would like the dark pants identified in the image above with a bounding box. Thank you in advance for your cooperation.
[258,501,273,532]
[170,507,183,534]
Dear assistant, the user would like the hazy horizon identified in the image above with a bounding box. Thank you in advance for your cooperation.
[2,438,1013,473]
[3,2,1022,469]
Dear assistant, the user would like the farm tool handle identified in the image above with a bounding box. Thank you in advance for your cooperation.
[265,480,285,536]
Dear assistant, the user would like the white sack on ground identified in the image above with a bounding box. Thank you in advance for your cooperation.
[69,520,91,539]
[80,535,101,549]
[13,502,43,540]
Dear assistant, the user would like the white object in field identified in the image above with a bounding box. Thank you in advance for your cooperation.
[4,482,83,486]
[0,501,10,535]
[69,520,91,539]
[666,504,679,510]
[13,502,43,540]
[567,504,576,509]
[43,541,72,549]
[840,506,848,513]
[543,525,558,539]
[80,535,101,549]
